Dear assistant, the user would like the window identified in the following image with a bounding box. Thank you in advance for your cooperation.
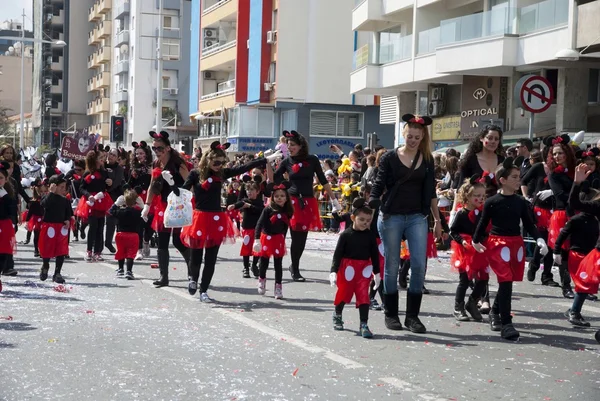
[228,107,239,136]
[272,10,278,30]
[269,62,276,83]
[162,39,180,59]
[162,76,170,88]
[162,106,170,115]
[281,110,297,132]
[239,107,274,137]
[589,69,599,103]
[417,91,428,116]
[309,111,364,138]
[163,16,172,29]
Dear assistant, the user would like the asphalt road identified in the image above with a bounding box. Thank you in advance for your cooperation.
[1,229,599,401]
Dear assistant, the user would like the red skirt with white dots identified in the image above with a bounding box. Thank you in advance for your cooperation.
[38,222,69,258]
[450,234,489,280]
[150,196,168,232]
[180,209,236,249]
[289,196,321,232]
[75,192,114,219]
[27,214,43,232]
[239,228,256,257]
[548,210,569,250]
[255,232,286,258]
[485,235,525,283]
[533,206,552,231]
[569,250,599,294]
[0,219,16,255]
[227,208,240,222]
[334,258,373,307]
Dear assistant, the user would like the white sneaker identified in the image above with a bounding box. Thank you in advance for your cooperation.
[258,278,266,295]
[134,250,144,261]
[142,242,151,258]
[200,292,213,303]
[274,283,283,299]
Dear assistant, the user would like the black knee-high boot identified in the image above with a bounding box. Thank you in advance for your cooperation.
[405,291,426,333]
[383,292,403,330]
[153,249,169,287]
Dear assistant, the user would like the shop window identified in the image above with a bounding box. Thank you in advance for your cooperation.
[310,111,364,138]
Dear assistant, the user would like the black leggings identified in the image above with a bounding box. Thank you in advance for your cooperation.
[290,230,308,270]
[455,272,487,306]
[105,215,117,246]
[42,256,65,273]
[491,281,514,325]
[259,257,283,283]
[138,217,154,248]
[335,302,370,323]
[243,255,259,268]
[0,253,9,273]
[118,258,134,271]
[532,230,554,280]
[33,230,40,253]
[189,246,220,293]
[559,249,572,289]
[87,216,105,253]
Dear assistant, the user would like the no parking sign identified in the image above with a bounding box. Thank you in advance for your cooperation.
[514,75,554,113]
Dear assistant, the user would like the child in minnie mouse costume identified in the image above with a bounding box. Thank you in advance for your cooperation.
[330,198,381,338]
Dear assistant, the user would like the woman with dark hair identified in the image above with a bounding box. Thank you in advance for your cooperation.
[129,141,153,260]
[44,154,60,179]
[104,148,126,254]
[76,150,114,261]
[439,156,459,191]
[180,141,276,301]
[0,161,17,286]
[274,130,340,281]
[369,114,442,333]
[141,131,190,288]
[522,148,559,287]
[545,134,577,298]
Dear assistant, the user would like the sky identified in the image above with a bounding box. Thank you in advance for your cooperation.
[1,0,34,30]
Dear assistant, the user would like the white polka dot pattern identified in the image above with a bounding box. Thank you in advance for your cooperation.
[362,265,373,278]
[47,227,55,239]
[243,235,250,245]
[517,247,524,262]
[500,247,510,262]
[344,266,355,281]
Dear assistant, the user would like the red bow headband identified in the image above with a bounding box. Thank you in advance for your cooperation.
[401,114,433,126]
[283,130,300,139]
[273,184,287,190]
[209,141,230,151]
[552,137,564,145]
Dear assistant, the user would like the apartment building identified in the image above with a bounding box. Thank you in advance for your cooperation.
[351,0,600,149]
[0,20,34,55]
[32,0,93,146]
[87,0,113,141]
[190,0,394,156]
[113,0,193,145]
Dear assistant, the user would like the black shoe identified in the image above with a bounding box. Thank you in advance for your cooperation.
[405,292,426,333]
[251,264,259,278]
[399,277,408,289]
[289,265,306,282]
[542,279,561,287]
[422,286,430,295]
[243,267,251,279]
[405,316,426,333]
[586,294,598,301]
[39,267,49,281]
[34,250,40,258]
[153,277,169,287]
[188,280,198,295]
[116,268,124,277]
[453,302,470,321]
[562,288,575,299]
[105,243,117,254]
[501,324,520,341]
[465,297,483,322]
[564,309,591,327]
[125,271,134,280]
[332,313,344,331]
[80,227,86,240]
[1,269,17,276]
[370,298,382,311]
[595,330,600,344]
[52,274,65,284]
[385,316,403,330]
[490,313,502,331]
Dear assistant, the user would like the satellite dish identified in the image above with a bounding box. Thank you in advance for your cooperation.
[120,44,128,53]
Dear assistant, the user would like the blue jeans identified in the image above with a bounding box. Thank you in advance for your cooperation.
[378,213,428,295]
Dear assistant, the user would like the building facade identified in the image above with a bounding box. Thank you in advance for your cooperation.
[0,21,34,55]
[351,0,600,149]
[0,55,33,118]
[190,0,395,156]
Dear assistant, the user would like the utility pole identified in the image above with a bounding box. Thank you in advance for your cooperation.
[155,0,163,133]
[19,8,25,147]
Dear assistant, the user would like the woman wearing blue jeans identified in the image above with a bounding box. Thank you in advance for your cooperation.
[369,114,442,333]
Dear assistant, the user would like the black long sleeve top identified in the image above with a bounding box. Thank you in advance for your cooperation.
[330,227,380,274]
[548,171,573,211]
[153,157,186,202]
[274,155,327,197]
[65,169,83,199]
[450,208,482,244]
[520,163,553,209]
[369,149,436,217]
[109,206,142,233]
[332,211,352,227]
[105,162,125,201]
[0,193,17,220]
[233,197,265,229]
[44,166,61,180]
[473,193,540,243]
[568,183,600,250]
[41,193,72,223]
[183,159,266,212]
[127,165,152,194]
[554,213,599,254]
[455,153,504,190]
[26,199,44,219]
[79,169,109,197]
[254,205,289,239]
[226,190,240,206]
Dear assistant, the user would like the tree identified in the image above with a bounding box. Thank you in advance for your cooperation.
[163,108,182,127]
[0,103,13,138]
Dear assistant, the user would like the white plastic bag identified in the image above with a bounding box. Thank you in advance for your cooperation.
[163,188,193,228]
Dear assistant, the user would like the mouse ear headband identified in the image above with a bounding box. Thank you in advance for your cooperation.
[577,147,599,159]
[351,197,378,214]
[210,141,230,151]
[543,134,571,147]
[469,173,493,185]
[502,157,516,169]
[266,181,291,193]
[283,130,301,140]
[402,114,433,126]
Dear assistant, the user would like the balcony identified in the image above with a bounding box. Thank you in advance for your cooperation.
[352,0,412,32]
[88,54,95,69]
[115,30,129,47]
[51,9,64,25]
[87,101,94,115]
[115,0,130,19]
[518,0,568,35]
[51,102,63,113]
[51,56,64,71]
[199,79,236,113]
[114,90,129,103]
[87,77,95,92]
[577,0,600,49]
[200,40,237,71]
[202,0,238,28]
[95,72,111,89]
[154,87,180,101]
[88,2,99,22]
[89,123,110,138]
[157,27,180,39]
[98,0,112,14]
[93,98,111,114]
[159,0,181,10]
[51,80,63,95]
[88,30,100,45]
[115,60,129,75]
[94,47,111,65]
[96,20,112,40]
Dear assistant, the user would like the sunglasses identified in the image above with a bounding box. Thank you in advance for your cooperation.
[152,146,166,152]
[211,160,225,167]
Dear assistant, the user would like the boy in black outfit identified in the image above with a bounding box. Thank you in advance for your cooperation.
[109,190,142,280]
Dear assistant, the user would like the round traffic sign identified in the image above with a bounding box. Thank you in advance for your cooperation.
[514,75,554,114]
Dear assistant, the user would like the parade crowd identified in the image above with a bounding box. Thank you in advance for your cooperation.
[0,116,599,344]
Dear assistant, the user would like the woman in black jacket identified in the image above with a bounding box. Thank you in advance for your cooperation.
[369,114,442,334]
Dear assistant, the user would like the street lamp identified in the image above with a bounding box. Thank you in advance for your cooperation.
[554,34,600,61]
[0,26,67,148]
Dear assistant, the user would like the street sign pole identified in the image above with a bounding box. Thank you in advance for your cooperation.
[528,113,534,140]
[514,75,554,140]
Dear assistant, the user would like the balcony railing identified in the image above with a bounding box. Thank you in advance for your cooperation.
[203,0,231,14]
[353,35,413,70]
[115,0,130,19]
[438,6,513,47]
[417,27,441,55]
[201,39,237,57]
[518,0,568,34]
[115,60,129,74]
[115,90,129,103]
[201,79,236,100]
[115,30,130,46]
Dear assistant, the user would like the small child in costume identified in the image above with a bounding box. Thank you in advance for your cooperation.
[253,182,294,299]
[24,180,47,257]
[225,180,242,233]
[329,198,381,338]
[38,174,73,283]
[109,189,143,280]
[0,161,18,292]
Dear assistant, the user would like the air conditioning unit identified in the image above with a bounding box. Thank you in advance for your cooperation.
[431,86,446,101]
[204,38,216,48]
[266,30,277,44]
[163,54,179,61]
[203,28,217,38]
[169,88,178,95]
[203,71,215,80]
[263,82,274,92]
[428,100,445,117]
